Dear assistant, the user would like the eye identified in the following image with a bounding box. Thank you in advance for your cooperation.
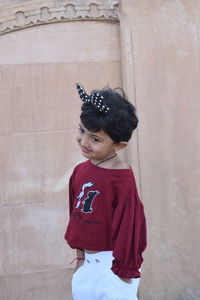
[91,137,100,142]
[78,127,84,134]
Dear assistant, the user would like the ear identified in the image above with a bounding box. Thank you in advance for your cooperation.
[114,141,128,152]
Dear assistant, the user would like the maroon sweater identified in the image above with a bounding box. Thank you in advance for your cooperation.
[65,160,147,278]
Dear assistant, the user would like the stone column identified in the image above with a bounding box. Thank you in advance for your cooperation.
[120,1,200,299]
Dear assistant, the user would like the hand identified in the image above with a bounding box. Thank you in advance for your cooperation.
[74,260,84,274]
[119,277,131,284]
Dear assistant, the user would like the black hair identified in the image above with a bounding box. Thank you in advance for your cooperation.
[80,87,138,144]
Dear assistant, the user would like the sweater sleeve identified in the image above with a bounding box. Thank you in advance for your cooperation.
[68,173,75,216]
[111,174,147,279]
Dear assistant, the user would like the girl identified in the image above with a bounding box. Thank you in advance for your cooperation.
[65,83,147,300]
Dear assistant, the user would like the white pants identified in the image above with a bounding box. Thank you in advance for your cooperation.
[72,251,140,300]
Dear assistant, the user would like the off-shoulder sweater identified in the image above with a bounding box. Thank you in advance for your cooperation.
[65,160,147,278]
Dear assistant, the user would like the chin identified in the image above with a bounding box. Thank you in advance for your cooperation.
[81,152,91,158]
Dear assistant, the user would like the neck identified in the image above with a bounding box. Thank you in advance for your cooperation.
[94,153,117,166]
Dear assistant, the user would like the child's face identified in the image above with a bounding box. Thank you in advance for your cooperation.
[77,122,117,161]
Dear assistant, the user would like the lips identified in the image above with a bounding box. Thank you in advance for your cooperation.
[81,146,92,153]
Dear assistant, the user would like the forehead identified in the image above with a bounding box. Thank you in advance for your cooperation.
[79,122,109,139]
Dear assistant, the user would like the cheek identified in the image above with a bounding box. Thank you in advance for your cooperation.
[76,134,81,144]
[92,144,103,153]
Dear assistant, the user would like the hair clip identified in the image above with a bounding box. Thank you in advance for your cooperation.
[76,82,110,114]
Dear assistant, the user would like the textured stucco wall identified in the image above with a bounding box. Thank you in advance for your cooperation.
[1,0,200,299]
[120,1,200,299]
[0,18,121,299]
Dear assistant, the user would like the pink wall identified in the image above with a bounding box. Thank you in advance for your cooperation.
[0,13,121,300]
[120,1,200,299]
[1,1,200,299]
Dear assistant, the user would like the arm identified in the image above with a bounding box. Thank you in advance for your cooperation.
[74,249,85,272]
[120,277,132,284]
[111,175,147,280]
[67,171,85,271]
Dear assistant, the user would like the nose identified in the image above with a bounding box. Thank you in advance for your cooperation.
[78,134,89,147]
[82,136,90,147]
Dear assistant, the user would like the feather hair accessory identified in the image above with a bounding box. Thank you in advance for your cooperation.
[76,82,110,114]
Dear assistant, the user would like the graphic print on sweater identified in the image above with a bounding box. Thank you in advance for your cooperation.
[81,190,100,213]
[76,182,100,214]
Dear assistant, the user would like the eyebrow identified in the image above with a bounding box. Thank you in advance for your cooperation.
[79,124,104,141]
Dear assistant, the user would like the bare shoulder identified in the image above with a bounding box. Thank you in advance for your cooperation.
[111,158,130,170]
